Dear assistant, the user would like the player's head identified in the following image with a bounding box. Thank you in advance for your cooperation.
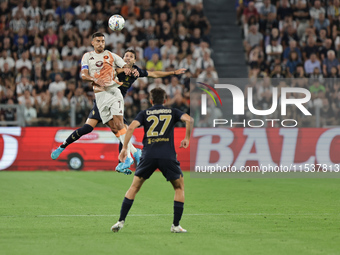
[123,50,136,66]
[150,88,167,105]
[91,32,105,53]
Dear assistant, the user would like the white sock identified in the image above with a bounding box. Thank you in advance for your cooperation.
[129,143,137,154]
[123,124,137,154]
[118,133,132,158]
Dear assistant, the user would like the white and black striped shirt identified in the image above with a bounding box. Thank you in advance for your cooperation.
[74,5,92,15]
[140,19,156,29]
[30,45,47,57]
[27,6,43,18]
[75,19,92,33]
[9,19,27,33]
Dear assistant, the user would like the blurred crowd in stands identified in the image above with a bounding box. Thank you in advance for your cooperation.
[239,0,340,126]
[0,0,214,127]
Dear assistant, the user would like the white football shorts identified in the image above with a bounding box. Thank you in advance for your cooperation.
[95,86,124,124]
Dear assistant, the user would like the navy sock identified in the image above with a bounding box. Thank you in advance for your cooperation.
[118,141,123,163]
[61,124,94,148]
[173,201,184,226]
[119,197,134,221]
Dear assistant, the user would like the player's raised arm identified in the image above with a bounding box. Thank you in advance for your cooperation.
[115,67,138,76]
[119,120,141,162]
[179,113,194,149]
[147,68,187,78]
[115,68,125,74]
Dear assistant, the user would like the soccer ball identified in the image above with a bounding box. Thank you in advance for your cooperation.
[108,14,125,31]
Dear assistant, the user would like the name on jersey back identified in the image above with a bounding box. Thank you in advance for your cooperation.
[146,109,172,115]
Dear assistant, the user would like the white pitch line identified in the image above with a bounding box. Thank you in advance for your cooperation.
[0,213,336,218]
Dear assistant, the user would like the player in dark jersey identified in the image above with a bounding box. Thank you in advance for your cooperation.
[51,50,186,174]
[111,88,193,233]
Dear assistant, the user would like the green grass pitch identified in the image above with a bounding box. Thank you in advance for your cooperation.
[0,171,339,255]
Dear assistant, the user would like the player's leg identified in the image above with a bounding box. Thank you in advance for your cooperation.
[118,123,142,165]
[110,115,136,170]
[170,176,187,233]
[61,118,98,149]
[106,116,134,172]
[51,101,102,160]
[125,175,145,200]
[107,88,136,170]
[171,175,185,203]
[111,158,156,232]
[112,121,138,156]
[124,122,142,164]
[104,118,131,174]
[95,89,134,172]
[51,118,98,160]
[114,117,138,155]
[111,176,146,232]
[159,159,187,233]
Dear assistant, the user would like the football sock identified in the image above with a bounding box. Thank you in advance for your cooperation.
[128,141,137,154]
[129,144,137,154]
[119,142,122,153]
[116,128,137,154]
[118,134,132,158]
[116,128,132,158]
[118,142,123,163]
[61,124,93,148]
[119,197,134,221]
[173,201,184,226]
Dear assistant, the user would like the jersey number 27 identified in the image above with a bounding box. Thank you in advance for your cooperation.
[146,115,172,137]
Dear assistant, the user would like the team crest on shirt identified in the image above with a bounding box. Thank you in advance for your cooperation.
[95,61,103,67]
[104,55,109,59]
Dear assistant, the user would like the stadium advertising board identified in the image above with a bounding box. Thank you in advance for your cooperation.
[191,128,340,176]
[0,127,190,171]
[1,127,340,174]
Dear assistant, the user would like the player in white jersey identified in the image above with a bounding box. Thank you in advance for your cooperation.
[80,32,138,170]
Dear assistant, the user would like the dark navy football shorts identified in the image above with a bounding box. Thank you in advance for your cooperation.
[135,158,183,181]
[88,100,102,122]
[88,100,128,124]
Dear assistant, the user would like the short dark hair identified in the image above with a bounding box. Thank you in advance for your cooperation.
[92,32,104,39]
[124,49,136,59]
[150,88,166,105]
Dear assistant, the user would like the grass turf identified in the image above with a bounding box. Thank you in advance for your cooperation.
[0,171,339,255]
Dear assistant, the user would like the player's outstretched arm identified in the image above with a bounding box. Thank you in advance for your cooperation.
[119,120,141,162]
[180,113,194,149]
[115,67,140,77]
[115,67,137,75]
[147,68,187,78]
[115,68,126,74]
